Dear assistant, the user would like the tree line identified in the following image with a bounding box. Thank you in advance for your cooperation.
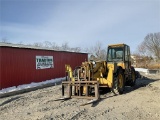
[137,32,160,59]
[132,32,160,69]
[1,32,160,64]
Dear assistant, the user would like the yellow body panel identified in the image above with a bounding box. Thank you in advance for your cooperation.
[97,63,115,88]
[65,61,125,89]
[106,63,115,87]
[117,62,125,69]
[65,64,75,81]
[65,62,117,88]
[108,43,125,47]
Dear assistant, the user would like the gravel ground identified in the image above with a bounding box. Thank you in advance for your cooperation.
[0,73,160,120]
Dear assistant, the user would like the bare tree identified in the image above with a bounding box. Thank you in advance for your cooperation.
[51,42,59,50]
[70,47,81,52]
[93,42,107,60]
[61,42,70,51]
[43,41,52,48]
[137,41,147,56]
[33,42,43,47]
[85,41,107,61]
[143,32,160,59]
[135,32,160,68]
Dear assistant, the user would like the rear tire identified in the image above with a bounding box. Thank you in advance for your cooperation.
[111,68,125,95]
[129,68,136,87]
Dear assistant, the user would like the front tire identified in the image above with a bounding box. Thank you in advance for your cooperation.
[111,69,125,95]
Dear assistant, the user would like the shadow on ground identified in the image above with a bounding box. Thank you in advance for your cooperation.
[91,73,160,107]
[124,75,160,94]
[0,96,23,106]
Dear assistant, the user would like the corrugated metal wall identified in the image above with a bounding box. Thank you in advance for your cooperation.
[0,47,88,89]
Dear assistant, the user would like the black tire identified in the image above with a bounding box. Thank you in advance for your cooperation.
[135,71,141,79]
[111,68,125,95]
[129,67,136,87]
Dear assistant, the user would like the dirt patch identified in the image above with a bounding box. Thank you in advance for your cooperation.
[0,73,160,120]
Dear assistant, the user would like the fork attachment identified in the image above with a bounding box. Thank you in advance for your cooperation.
[62,81,99,100]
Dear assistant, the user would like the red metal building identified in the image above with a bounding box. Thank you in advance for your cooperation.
[0,43,88,89]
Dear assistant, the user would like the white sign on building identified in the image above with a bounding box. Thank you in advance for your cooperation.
[36,56,54,69]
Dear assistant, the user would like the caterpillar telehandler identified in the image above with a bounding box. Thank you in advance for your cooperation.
[57,44,136,104]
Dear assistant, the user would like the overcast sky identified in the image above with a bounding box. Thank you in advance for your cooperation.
[0,0,160,52]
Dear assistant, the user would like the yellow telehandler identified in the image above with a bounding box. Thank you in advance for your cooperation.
[58,44,136,104]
